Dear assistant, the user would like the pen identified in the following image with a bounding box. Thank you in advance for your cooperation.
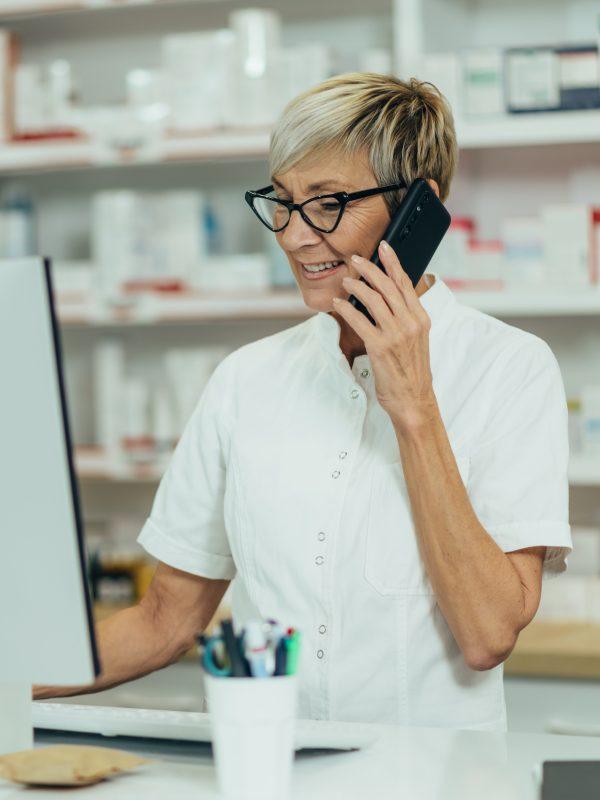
[284,630,301,675]
[220,619,250,677]
[275,638,287,676]
[265,621,287,676]
[244,620,276,677]
[200,634,232,677]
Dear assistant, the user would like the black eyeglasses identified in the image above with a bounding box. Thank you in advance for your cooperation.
[244,182,407,234]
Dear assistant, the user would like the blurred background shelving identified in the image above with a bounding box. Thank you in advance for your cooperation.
[1,0,600,733]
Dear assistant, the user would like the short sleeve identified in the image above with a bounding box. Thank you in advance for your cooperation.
[467,338,572,578]
[137,356,236,580]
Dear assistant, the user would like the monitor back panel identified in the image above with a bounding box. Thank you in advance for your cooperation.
[0,257,98,685]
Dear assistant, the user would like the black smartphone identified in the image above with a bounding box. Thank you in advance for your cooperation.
[348,178,451,324]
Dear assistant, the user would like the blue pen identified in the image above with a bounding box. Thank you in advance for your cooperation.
[199,634,232,677]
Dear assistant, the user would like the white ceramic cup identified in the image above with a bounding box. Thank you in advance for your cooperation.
[205,673,298,800]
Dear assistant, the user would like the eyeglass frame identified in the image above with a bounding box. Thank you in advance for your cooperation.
[244,181,407,234]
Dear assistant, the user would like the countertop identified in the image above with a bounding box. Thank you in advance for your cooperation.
[1,723,600,798]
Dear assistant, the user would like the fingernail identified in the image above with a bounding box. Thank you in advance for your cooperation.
[380,240,390,250]
[351,254,364,263]
[332,297,341,303]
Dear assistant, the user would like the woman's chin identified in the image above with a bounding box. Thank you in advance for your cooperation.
[301,291,340,314]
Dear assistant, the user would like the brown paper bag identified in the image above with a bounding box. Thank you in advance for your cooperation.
[0,744,148,786]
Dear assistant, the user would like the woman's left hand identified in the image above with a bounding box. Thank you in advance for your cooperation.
[333,240,437,432]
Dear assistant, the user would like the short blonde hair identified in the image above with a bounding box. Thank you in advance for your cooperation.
[270,72,457,209]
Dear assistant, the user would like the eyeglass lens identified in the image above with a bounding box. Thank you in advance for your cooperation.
[253,194,343,232]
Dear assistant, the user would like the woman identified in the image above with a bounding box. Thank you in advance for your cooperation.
[38,74,572,731]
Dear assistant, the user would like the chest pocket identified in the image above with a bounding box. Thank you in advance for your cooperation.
[364,454,470,596]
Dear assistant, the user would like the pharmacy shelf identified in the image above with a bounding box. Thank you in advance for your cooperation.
[58,288,309,326]
[0,130,271,175]
[76,448,600,486]
[505,621,600,680]
[56,286,600,328]
[2,110,600,175]
[75,446,167,482]
[0,0,230,19]
[456,110,600,149]
[455,288,600,317]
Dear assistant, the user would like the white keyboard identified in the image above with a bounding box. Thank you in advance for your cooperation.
[32,702,378,752]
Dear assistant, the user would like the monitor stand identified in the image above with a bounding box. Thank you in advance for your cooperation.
[0,683,33,754]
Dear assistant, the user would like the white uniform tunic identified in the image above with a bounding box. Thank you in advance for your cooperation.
[138,273,572,731]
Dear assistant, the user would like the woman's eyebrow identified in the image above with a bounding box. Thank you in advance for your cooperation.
[271,177,349,194]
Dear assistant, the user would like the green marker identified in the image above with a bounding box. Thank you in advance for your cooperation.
[285,631,301,675]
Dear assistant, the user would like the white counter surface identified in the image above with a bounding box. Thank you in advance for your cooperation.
[0,724,599,798]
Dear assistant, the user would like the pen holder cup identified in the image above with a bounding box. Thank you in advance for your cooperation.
[205,673,298,800]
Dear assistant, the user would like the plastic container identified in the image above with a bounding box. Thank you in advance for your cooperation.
[205,673,297,800]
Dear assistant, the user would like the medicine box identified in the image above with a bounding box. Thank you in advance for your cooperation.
[461,49,505,116]
[506,44,600,113]
[541,205,600,287]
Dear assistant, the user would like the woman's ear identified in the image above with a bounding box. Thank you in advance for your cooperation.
[426,178,440,198]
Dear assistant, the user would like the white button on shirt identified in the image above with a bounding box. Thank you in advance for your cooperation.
[138,273,572,731]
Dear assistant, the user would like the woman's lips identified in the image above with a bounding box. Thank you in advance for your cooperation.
[301,262,345,281]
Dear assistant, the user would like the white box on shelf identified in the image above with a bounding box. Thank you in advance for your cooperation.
[506,47,560,112]
[466,238,503,285]
[93,339,125,464]
[272,43,332,119]
[122,376,154,464]
[164,347,228,432]
[162,30,235,132]
[92,190,207,295]
[14,62,49,135]
[461,49,504,117]
[541,204,600,287]
[358,48,393,76]
[51,260,95,296]
[420,52,461,118]
[227,8,281,128]
[193,253,270,293]
[429,217,475,282]
[501,217,545,288]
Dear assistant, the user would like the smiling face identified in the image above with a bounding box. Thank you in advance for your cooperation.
[271,147,436,361]
[273,148,392,314]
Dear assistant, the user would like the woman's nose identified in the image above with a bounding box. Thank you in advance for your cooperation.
[278,209,323,251]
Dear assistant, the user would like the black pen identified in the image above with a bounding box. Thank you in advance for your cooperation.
[220,619,250,677]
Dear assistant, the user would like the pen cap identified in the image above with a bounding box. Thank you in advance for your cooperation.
[205,673,297,800]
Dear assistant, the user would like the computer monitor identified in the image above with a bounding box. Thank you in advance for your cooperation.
[0,257,99,754]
